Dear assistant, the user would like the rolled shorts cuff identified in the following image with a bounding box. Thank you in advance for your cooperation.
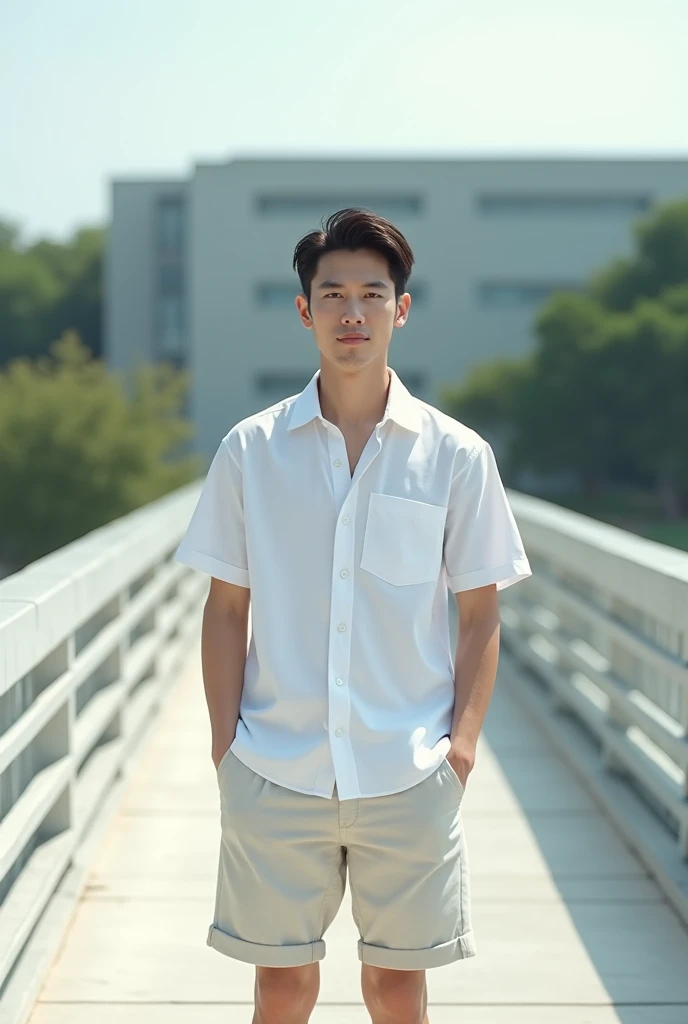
[207,924,326,967]
[357,931,477,970]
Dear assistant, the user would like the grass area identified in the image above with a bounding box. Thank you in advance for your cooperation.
[636,521,688,552]
[541,490,688,553]
[548,490,658,519]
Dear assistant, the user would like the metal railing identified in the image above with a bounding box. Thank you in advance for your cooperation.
[2,475,687,1016]
[500,492,688,858]
[0,481,206,1007]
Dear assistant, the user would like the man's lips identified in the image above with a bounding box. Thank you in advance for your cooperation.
[338,334,369,343]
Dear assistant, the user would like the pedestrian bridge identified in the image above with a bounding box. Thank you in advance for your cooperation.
[1,483,687,1023]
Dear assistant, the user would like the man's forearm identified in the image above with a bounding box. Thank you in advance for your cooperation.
[449,616,500,760]
[201,602,249,756]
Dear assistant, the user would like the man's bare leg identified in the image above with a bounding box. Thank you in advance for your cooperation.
[252,963,320,1024]
[361,963,429,1024]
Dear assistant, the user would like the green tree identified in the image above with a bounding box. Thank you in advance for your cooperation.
[514,295,615,498]
[30,227,105,357]
[597,298,688,518]
[0,218,105,366]
[0,246,61,360]
[0,219,22,251]
[591,200,688,311]
[0,331,203,572]
[661,281,688,317]
[441,198,688,518]
[441,293,613,495]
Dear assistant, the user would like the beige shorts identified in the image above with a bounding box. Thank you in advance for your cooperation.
[207,748,475,971]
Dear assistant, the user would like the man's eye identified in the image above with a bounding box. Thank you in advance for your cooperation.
[322,292,383,298]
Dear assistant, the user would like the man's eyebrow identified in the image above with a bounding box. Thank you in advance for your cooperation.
[316,279,390,289]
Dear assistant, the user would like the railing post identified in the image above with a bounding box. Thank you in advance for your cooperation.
[38,637,73,842]
[596,589,630,779]
[600,722,629,778]
[680,819,688,862]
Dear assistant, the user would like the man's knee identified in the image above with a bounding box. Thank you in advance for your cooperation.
[361,964,426,1023]
[255,963,319,1023]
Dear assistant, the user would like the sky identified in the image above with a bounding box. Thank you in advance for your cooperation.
[2,0,688,244]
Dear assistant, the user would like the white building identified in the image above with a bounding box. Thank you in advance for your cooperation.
[105,156,688,462]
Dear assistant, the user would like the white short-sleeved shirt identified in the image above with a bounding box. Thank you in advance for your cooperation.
[174,366,532,800]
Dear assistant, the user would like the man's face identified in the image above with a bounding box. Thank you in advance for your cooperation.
[295,248,410,371]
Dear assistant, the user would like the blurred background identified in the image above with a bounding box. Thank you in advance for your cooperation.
[3,6,688,1022]
[2,0,687,574]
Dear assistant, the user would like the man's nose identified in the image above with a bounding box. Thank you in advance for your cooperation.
[342,304,365,324]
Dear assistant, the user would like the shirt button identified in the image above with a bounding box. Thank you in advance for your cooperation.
[336,678,344,686]
[335,728,344,737]
[333,458,342,467]
[340,569,349,579]
[338,623,347,632]
[342,516,350,525]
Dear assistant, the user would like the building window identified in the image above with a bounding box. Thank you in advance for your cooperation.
[254,195,423,217]
[255,281,429,308]
[157,195,185,249]
[476,193,651,217]
[477,281,584,308]
[159,264,183,292]
[158,296,184,354]
[255,282,301,307]
[155,196,186,360]
[256,371,312,394]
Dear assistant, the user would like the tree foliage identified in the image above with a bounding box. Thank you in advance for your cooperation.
[590,200,688,311]
[440,199,688,518]
[0,219,104,365]
[0,331,203,572]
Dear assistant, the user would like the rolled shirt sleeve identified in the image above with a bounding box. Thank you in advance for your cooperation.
[444,442,532,593]
[174,434,250,587]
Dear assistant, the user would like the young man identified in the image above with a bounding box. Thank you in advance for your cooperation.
[174,207,532,1024]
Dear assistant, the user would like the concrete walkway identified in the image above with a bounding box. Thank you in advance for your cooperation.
[27,635,688,1024]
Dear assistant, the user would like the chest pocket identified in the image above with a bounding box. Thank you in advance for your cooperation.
[360,493,448,587]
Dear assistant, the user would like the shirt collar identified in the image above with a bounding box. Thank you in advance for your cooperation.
[287,366,423,435]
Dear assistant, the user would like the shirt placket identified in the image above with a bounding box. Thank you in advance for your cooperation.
[325,424,383,799]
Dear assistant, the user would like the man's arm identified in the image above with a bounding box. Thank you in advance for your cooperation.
[447,583,501,787]
[202,577,251,769]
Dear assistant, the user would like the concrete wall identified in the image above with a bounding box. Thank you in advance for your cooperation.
[106,157,688,462]
[105,178,188,385]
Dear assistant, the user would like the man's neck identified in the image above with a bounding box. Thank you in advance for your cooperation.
[317,363,391,431]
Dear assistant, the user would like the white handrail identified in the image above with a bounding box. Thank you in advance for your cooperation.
[0,481,206,1002]
[2,478,687,1019]
[500,491,688,857]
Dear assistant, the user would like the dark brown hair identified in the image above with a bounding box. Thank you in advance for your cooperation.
[292,207,415,303]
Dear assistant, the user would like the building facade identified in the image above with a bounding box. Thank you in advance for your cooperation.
[105,157,688,464]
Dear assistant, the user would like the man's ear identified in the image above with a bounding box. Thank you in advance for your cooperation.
[295,294,312,326]
[395,293,411,326]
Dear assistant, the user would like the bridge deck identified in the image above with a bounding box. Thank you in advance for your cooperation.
[27,639,688,1023]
